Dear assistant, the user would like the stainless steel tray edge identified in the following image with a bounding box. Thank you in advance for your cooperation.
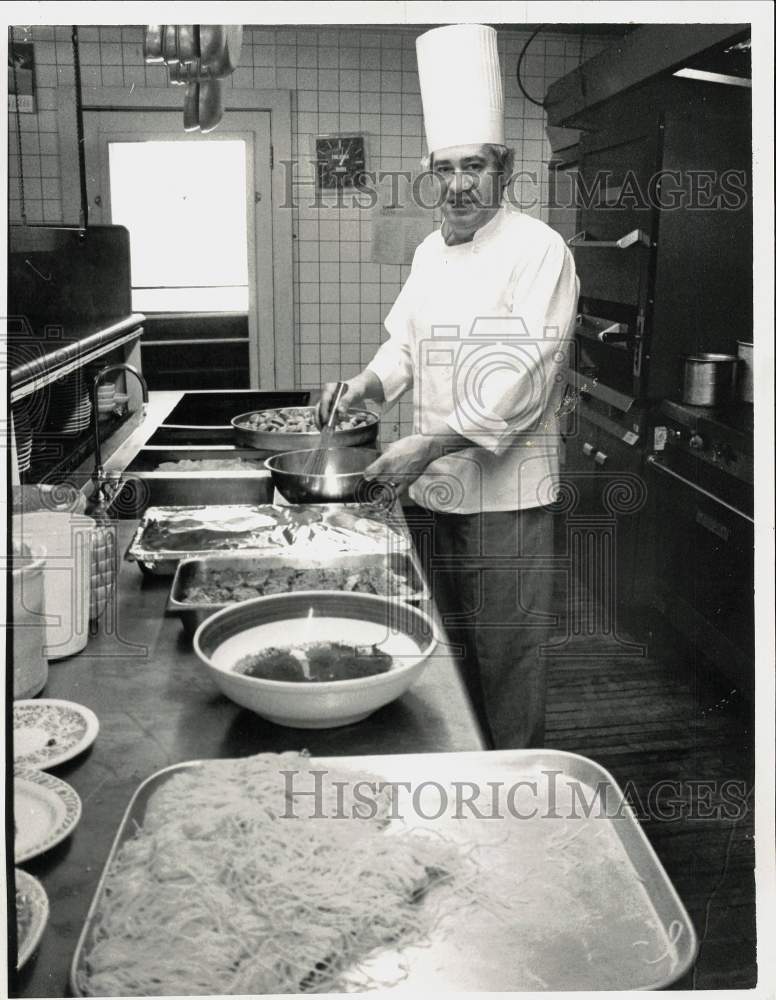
[167,550,429,637]
[69,749,698,995]
[69,759,209,998]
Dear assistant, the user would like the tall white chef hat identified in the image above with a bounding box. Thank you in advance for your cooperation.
[416,24,504,155]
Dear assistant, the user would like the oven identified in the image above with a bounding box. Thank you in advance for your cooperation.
[567,90,752,407]
[644,400,754,692]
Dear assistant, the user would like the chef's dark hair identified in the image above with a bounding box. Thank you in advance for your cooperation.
[424,144,514,175]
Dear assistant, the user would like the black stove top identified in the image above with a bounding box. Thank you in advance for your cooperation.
[659,399,754,451]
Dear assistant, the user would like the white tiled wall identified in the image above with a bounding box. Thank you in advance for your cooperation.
[8,23,610,439]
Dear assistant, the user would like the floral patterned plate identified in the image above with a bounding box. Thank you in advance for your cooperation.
[14,767,82,864]
[15,868,49,969]
[14,699,99,770]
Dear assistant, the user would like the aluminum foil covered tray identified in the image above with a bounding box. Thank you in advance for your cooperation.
[126,504,409,575]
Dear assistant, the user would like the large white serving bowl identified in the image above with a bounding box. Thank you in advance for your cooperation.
[193,591,438,729]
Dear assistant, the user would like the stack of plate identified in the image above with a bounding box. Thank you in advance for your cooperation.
[97,382,117,415]
[49,374,92,436]
[13,409,33,472]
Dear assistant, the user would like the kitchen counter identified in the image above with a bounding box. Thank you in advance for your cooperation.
[11,513,485,998]
[11,389,484,995]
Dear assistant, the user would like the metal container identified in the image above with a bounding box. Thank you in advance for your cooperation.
[13,512,95,660]
[70,749,697,995]
[168,549,428,637]
[264,447,392,505]
[232,407,379,452]
[9,541,49,699]
[126,503,410,576]
[682,353,738,407]
[112,448,274,516]
[736,341,753,403]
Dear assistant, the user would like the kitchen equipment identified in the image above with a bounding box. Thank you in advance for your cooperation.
[232,406,378,453]
[646,399,753,691]
[192,591,438,728]
[126,503,409,576]
[13,512,95,660]
[565,97,751,404]
[199,25,243,77]
[15,869,49,971]
[736,340,753,403]
[14,699,100,770]
[182,82,199,131]
[305,380,348,475]
[71,750,697,993]
[14,766,82,864]
[682,353,738,407]
[9,540,49,699]
[148,390,310,445]
[265,447,390,505]
[168,549,428,638]
[197,79,224,133]
[111,447,273,516]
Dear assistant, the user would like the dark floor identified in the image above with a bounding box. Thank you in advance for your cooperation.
[543,594,756,990]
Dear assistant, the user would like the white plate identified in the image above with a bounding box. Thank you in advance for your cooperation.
[14,767,82,863]
[14,699,100,770]
[15,869,49,969]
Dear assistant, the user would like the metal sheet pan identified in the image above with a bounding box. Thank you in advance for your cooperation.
[168,549,428,637]
[126,503,410,576]
[70,749,697,994]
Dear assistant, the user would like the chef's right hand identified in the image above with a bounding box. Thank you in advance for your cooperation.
[317,381,356,429]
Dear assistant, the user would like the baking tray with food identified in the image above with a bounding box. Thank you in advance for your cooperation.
[232,405,379,452]
[126,503,410,575]
[70,749,697,996]
[167,550,429,637]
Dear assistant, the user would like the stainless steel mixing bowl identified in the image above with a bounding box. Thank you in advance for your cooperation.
[264,447,393,504]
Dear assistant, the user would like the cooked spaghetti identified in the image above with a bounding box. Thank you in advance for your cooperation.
[77,752,480,996]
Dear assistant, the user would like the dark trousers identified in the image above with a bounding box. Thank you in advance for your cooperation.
[410,506,556,750]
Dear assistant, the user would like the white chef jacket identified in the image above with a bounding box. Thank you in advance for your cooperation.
[367,205,580,514]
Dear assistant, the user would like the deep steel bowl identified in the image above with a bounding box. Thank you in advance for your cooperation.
[264,447,392,504]
[232,407,379,452]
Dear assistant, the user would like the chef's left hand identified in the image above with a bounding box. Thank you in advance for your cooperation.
[363,434,441,493]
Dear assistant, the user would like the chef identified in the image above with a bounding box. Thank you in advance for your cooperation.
[319,24,579,748]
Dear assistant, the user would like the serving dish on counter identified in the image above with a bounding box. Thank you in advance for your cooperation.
[168,549,428,638]
[232,405,379,452]
[70,749,697,995]
[14,767,82,864]
[126,503,409,575]
[14,699,100,771]
[15,869,49,970]
[193,591,438,727]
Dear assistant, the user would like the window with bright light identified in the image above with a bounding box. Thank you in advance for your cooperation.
[108,140,249,312]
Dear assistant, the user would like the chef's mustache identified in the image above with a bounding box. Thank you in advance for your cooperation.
[445,190,501,209]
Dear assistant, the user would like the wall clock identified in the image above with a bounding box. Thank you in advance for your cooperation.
[314,133,367,189]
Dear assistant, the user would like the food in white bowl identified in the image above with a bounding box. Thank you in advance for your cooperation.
[193,592,437,728]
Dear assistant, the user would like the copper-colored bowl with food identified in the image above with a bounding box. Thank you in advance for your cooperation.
[232,406,379,452]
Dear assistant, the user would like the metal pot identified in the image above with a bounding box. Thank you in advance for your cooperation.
[264,447,395,505]
[682,354,738,407]
[232,407,379,452]
[736,341,753,403]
